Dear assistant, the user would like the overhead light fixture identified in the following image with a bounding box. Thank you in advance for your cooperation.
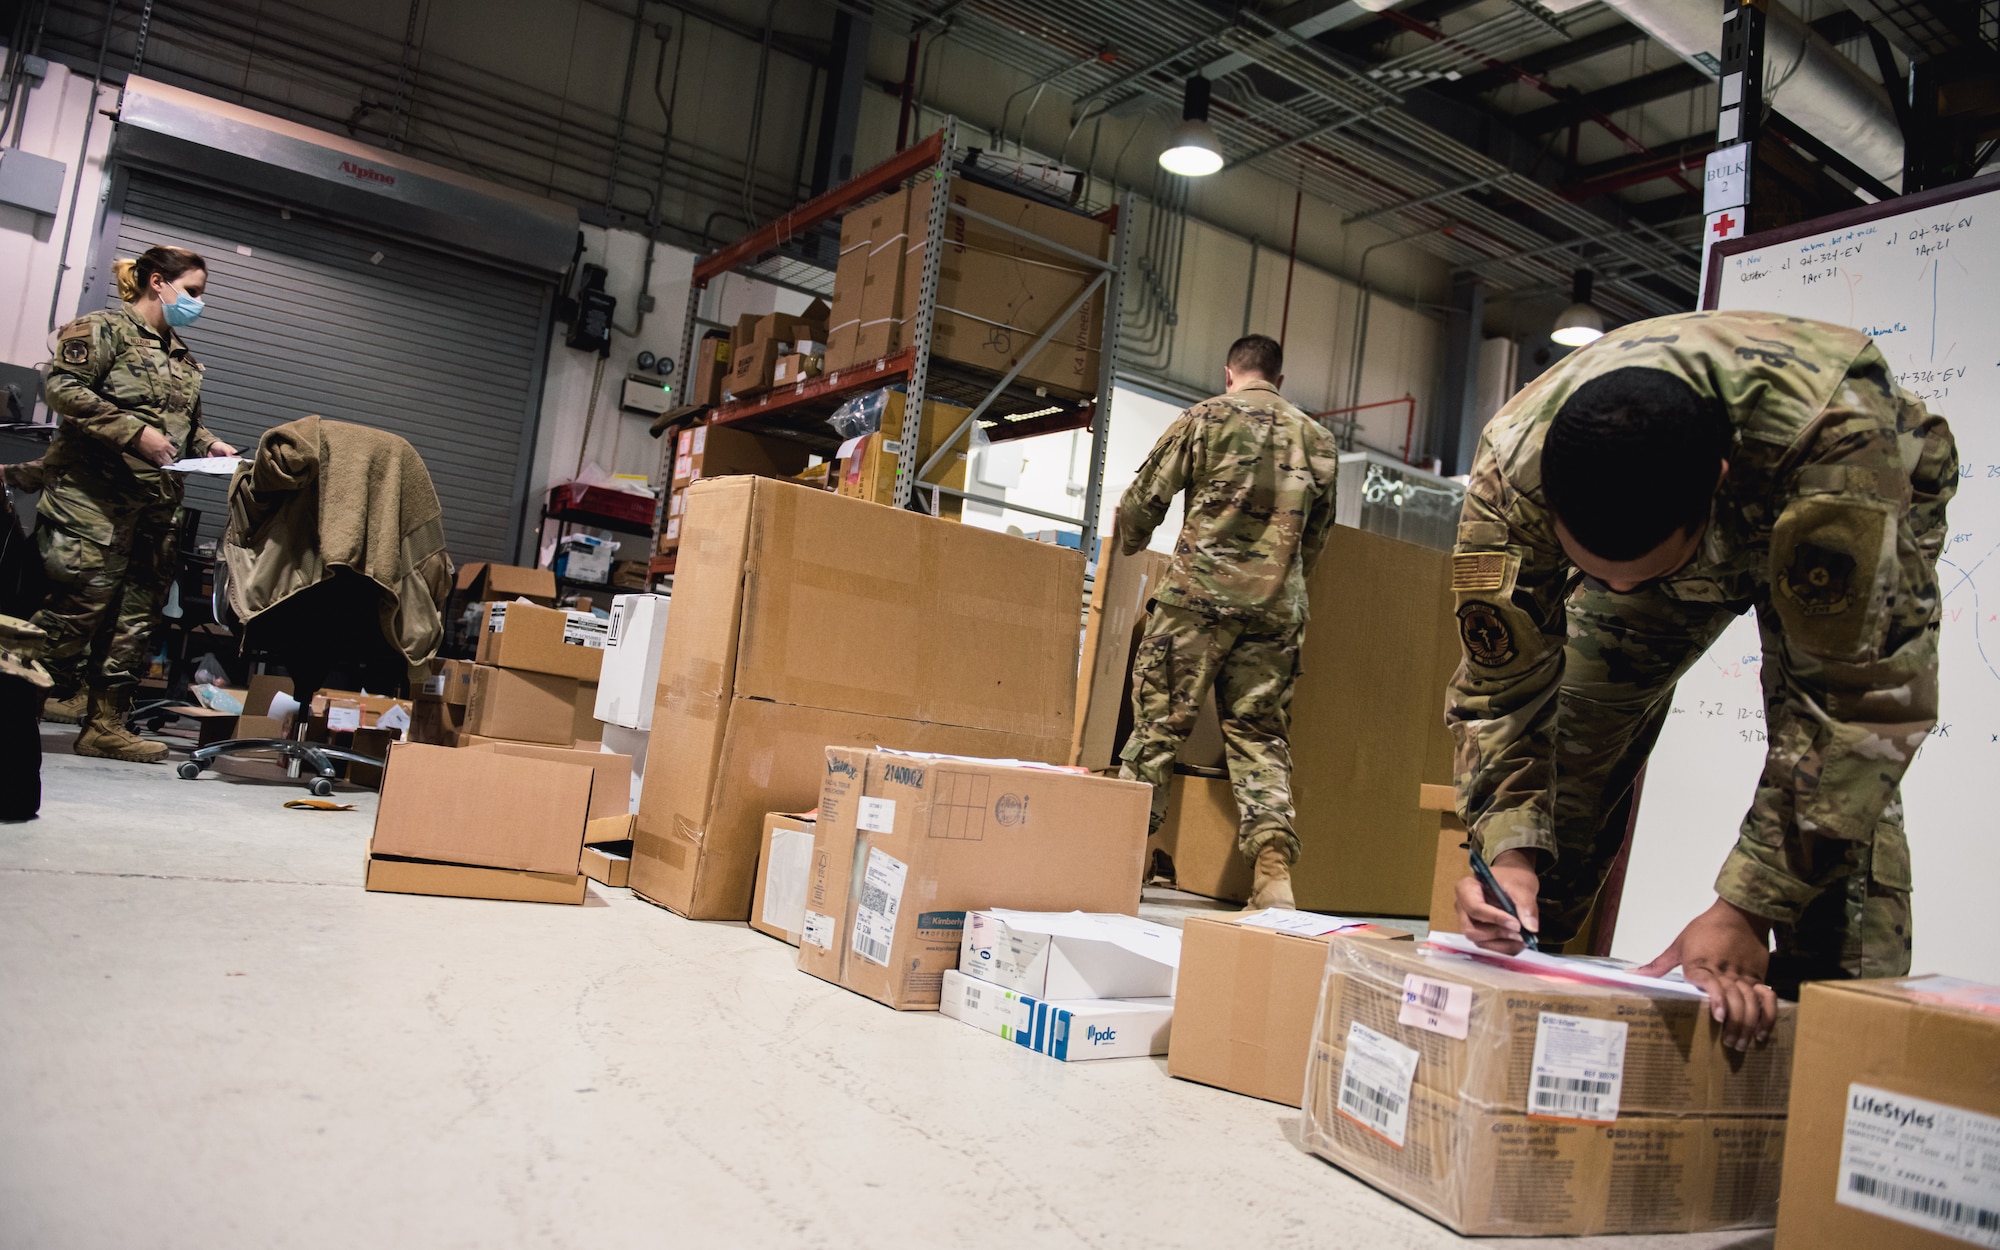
[1550,268,1605,347]
[1159,76,1224,177]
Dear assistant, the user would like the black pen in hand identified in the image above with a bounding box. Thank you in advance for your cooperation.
[1465,842,1538,952]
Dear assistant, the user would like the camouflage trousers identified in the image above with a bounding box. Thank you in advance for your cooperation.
[1540,585,1910,991]
[30,474,180,698]
[1117,602,1303,863]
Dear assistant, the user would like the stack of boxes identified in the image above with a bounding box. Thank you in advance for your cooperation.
[724,299,829,401]
[941,910,1180,1062]
[468,599,607,747]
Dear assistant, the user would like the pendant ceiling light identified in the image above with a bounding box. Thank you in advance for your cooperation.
[1159,76,1224,177]
[1550,268,1606,347]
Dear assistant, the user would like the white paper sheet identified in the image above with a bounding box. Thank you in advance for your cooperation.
[165,456,245,475]
[1425,932,1707,999]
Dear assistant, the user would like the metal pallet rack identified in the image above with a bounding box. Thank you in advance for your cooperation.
[654,121,1131,577]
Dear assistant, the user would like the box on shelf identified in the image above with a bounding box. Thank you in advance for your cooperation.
[797,748,1148,1011]
[750,811,817,946]
[310,690,413,735]
[593,593,670,731]
[553,534,615,585]
[771,352,822,387]
[727,300,830,398]
[940,967,1174,1061]
[1300,936,1796,1237]
[960,910,1179,1000]
[364,741,595,902]
[691,330,731,407]
[790,462,832,491]
[579,843,631,888]
[1168,911,1413,1108]
[630,477,1084,921]
[822,213,872,372]
[463,665,579,746]
[1775,976,2000,1250]
[476,601,607,683]
[675,423,814,490]
[456,562,556,606]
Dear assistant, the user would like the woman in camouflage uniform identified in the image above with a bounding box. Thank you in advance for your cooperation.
[33,245,236,762]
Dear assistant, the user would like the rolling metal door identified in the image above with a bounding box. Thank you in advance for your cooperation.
[110,172,551,563]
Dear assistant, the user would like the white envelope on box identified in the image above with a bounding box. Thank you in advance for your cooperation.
[959,910,1181,1000]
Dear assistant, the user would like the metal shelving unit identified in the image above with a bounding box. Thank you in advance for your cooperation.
[655,121,1131,575]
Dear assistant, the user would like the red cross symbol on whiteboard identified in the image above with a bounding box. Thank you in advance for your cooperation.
[1712,212,1738,237]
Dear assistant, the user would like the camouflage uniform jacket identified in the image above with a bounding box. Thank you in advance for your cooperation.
[1449,309,1958,923]
[43,307,218,497]
[1118,380,1342,626]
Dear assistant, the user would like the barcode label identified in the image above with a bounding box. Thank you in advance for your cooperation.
[850,848,907,967]
[488,603,506,633]
[1399,974,1471,1040]
[1529,1013,1626,1123]
[801,910,834,949]
[1839,1083,2000,1246]
[562,612,610,649]
[1335,1022,1419,1148]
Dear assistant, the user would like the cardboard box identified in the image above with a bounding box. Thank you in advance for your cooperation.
[444,739,630,823]
[573,681,600,745]
[600,723,648,814]
[771,353,822,387]
[940,967,1174,1061]
[727,299,829,397]
[579,843,631,889]
[1168,911,1413,1108]
[630,477,1083,921]
[835,430,966,519]
[364,846,588,905]
[1775,976,2000,1249]
[1299,936,1795,1236]
[750,811,816,945]
[1151,774,1249,902]
[1420,783,1466,937]
[594,594,670,732]
[959,910,1179,1000]
[796,748,1148,1011]
[310,690,413,734]
[1070,541,1223,771]
[463,665,580,746]
[823,214,872,373]
[684,424,814,486]
[441,659,476,707]
[691,330,730,407]
[476,601,607,683]
[368,741,594,875]
[456,562,556,605]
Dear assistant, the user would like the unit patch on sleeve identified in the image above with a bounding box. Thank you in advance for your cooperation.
[1457,601,1518,668]
[1778,542,1856,617]
[60,337,89,365]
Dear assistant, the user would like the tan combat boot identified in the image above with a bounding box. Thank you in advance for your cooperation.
[1246,846,1296,911]
[40,690,88,724]
[73,688,168,763]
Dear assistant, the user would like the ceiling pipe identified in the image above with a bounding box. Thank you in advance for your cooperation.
[1599,0,1903,188]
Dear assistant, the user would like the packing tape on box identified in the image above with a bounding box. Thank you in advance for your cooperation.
[661,660,726,722]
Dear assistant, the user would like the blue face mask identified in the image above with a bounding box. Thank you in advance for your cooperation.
[162,285,205,328]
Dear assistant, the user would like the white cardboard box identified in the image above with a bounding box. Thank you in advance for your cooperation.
[599,723,649,814]
[940,968,1173,1061]
[593,593,670,730]
[960,910,1180,1000]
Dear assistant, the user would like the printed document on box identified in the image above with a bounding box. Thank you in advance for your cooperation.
[1530,1013,1626,1123]
[1337,1022,1418,1148]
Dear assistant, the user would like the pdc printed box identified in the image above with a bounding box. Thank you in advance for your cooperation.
[795,748,1148,1010]
[1775,975,2000,1249]
[1300,936,1796,1237]
[939,968,1173,1062]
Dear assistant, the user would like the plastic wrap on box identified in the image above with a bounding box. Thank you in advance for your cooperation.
[1298,936,1793,1237]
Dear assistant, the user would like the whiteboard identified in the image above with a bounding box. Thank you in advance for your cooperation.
[1614,173,2000,981]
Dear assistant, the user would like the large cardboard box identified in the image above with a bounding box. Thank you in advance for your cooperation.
[1070,540,1222,771]
[463,665,579,746]
[680,423,814,485]
[1152,773,1249,902]
[1775,976,2000,1249]
[1168,911,1413,1108]
[822,212,872,372]
[368,741,593,875]
[456,562,556,605]
[1300,936,1795,1236]
[940,967,1174,1061]
[796,747,1148,1011]
[750,811,816,946]
[476,601,607,683]
[630,477,1083,920]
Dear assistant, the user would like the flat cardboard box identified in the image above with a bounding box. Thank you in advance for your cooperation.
[940,967,1174,1061]
[369,741,593,875]
[464,665,580,747]
[1775,976,2000,1250]
[1152,774,1249,902]
[579,843,631,889]
[1299,935,1795,1236]
[477,601,607,683]
[796,748,1149,1011]
[365,843,588,905]
[1168,912,1413,1108]
[594,593,670,731]
[586,813,636,845]
[750,811,816,945]
[959,910,1179,1000]
[630,477,1082,920]
[456,562,556,605]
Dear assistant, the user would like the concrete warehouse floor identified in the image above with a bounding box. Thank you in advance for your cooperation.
[3,732,1778,1250]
